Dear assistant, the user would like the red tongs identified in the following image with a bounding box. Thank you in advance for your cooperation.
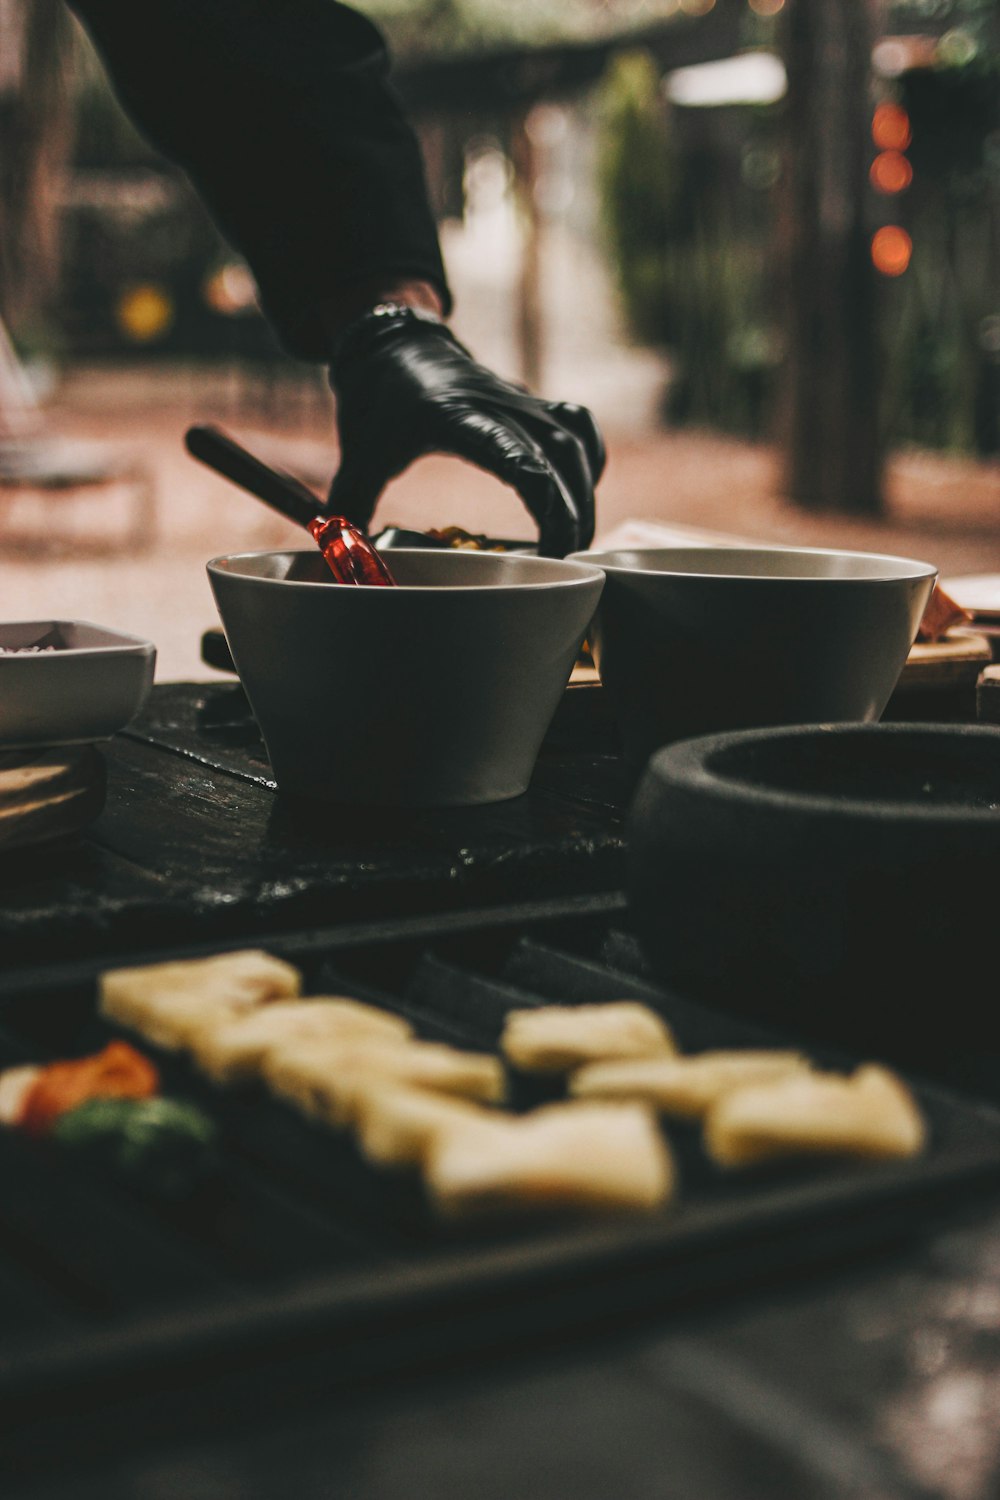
[185,424,396,586]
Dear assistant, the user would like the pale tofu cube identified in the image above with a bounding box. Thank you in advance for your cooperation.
[500,1002,677,1073]
[189,997,413,1084]
[99,950,301,1050]
[324,1043,506,1126]
[425,1101,675,1218]
[353,1084,489,1168]
[263,1035,414,1122]
[705,1064,927,1167]
[265,1037,506,1126]
[570,1050,809,1120]
[0,1065,42,1127]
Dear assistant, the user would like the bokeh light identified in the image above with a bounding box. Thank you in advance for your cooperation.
[978,315,1000,356]
[869,150,913,195]
[748,0,785,14]
[116,285,174,343]
[871,225,913,277]
[203,263,258,316]
[937,28,978,67]
[741,145,781,190]
[679,0,716,14]
[872,103,912,151]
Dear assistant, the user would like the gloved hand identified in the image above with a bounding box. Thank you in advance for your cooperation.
[327,306,605,557]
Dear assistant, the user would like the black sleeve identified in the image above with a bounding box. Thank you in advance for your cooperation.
[68,0,451,359]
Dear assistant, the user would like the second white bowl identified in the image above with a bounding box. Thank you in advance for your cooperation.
[569,545,937,768]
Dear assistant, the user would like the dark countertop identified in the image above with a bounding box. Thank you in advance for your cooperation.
[10,1195,1000,1500]
[0,683,629,966]
[4,683,1000,1500]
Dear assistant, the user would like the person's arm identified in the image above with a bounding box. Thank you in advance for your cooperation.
[68,0,450,357]
[69,0,604,553]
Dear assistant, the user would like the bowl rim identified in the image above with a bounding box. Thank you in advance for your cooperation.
[570,543,938,584]
[207,548,606,593]
[0,620,156,659]
[646,722,1000,825]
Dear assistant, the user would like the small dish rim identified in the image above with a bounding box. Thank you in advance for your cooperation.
[0,620,156,659]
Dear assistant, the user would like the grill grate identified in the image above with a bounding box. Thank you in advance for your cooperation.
[0,900,998,1465]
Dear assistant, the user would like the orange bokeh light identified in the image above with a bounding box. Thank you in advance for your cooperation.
[869,149,913,194]
[872,103,912,151]
[871,225,913,276]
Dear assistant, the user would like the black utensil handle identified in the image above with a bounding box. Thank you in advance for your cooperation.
[185,424,321,530]
[200,627,237,675]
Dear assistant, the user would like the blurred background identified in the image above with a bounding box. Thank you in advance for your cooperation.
[0,0,997,679]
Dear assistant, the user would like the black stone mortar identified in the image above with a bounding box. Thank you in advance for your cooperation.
[628,722,1000,1059]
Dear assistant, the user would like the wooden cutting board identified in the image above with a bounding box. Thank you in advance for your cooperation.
[205,628,994,700]
[895,630,994,690]
[0,746,106,852]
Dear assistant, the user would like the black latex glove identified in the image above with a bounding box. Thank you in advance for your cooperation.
[327,308,605,557]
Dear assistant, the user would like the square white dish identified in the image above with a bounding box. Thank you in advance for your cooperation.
[0,621,156,749]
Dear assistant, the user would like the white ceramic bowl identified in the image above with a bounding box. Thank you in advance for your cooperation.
[569,546,937,769]
[208,549,605,805]
[0,621,156,748]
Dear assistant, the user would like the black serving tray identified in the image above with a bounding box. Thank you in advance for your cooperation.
[1,893,999,1470]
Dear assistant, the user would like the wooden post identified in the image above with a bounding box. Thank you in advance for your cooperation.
[778,0,885,514]
[0,0,75,329]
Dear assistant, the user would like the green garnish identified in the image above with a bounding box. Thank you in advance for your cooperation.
[53,1096,218,1199]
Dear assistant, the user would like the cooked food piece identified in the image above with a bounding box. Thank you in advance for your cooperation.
[569,1050,809,1120]
[425,1101,675,1218]
[190,997,413,1085]
[265,1036,506,1125]
[0,1064,42,1127]
[99,950,301,1050]
[353,1084,489,1168]
[52,1096,218,1199]
[705,1064,927,1167]
[917,582,972,642]
[264,1035,411,1120]
[331,1044,505,1122]
[500,1002,677,1073]
[424,525,506,552]
[20,1042,160,1138]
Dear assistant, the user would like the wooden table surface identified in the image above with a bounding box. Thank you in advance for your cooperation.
[5,683,1000,1500]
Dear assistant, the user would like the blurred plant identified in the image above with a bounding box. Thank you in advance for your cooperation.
[598,19,998,454]
[596,52,679,339]
[365,0,682,59]
[597,50,780,437]
[878,39,1000,454]
[887,0,1000,77]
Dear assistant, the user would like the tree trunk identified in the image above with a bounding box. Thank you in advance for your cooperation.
[0,0,76,329]
[510,111,544,393]
[778,0,885,514]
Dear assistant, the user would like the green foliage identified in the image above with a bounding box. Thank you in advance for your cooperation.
[880,67,999,454]
[598,37,998,452]
[597,51,779,437]
[597,52,679,341]
[888,0,1000,76]
[364,0,680,60]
